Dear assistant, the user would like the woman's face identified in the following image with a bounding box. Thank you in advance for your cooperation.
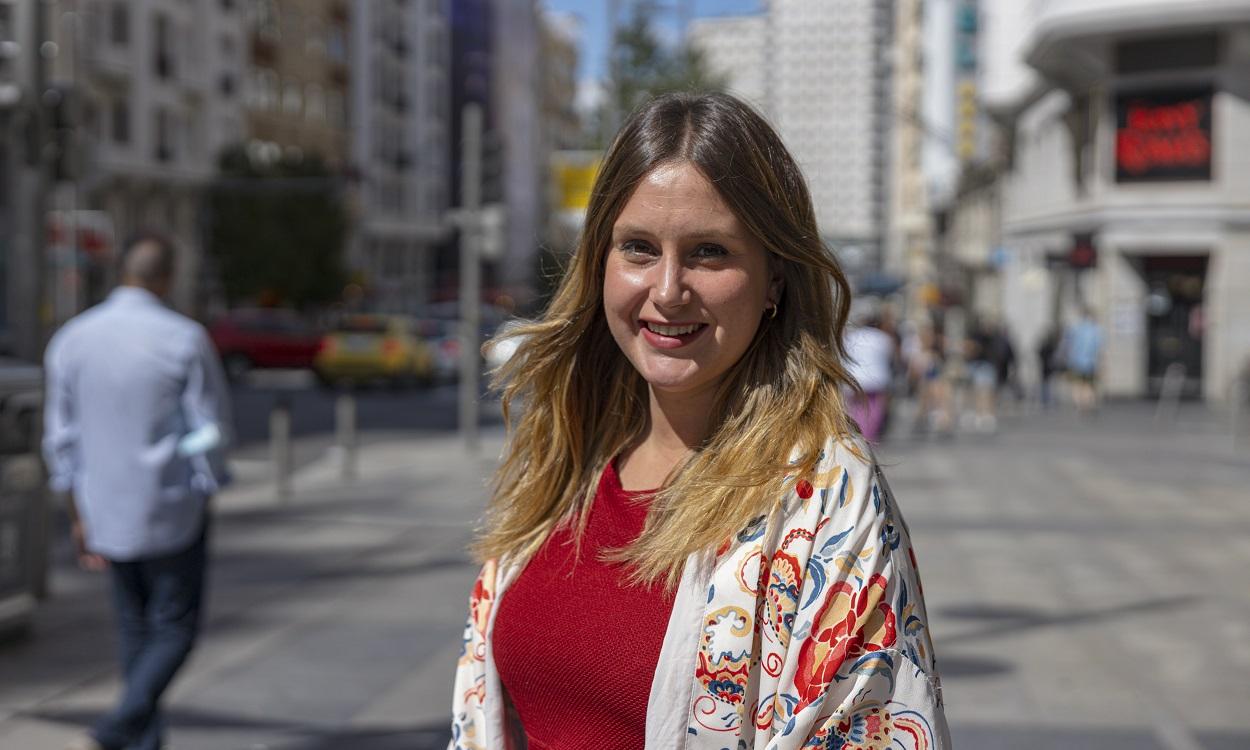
[604,161,779,401]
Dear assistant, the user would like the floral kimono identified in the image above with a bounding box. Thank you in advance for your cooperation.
[450,438,950,750]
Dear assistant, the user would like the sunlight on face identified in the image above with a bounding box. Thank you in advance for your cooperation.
[603,162,778,401]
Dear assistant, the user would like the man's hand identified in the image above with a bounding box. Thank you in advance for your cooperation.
[71,521,108,572]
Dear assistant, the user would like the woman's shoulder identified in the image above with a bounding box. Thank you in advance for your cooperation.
[775,434,887,531]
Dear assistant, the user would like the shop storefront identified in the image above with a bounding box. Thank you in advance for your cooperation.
[996,7,1250,402]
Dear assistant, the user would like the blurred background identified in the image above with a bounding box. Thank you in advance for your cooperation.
[1,1,1249,748]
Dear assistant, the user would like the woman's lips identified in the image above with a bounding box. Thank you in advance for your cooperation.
[639,321,708,349]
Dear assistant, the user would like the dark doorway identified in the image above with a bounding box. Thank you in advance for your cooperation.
[1142,255,1206,398]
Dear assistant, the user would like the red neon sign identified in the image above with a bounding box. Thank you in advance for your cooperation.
[1115,89,1213,182]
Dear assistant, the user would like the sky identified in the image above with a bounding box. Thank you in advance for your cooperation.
[542,0,764,111]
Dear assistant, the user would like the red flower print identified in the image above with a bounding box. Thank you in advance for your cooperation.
[793,573,897,710]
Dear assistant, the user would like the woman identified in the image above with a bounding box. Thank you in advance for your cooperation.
[843,304,897,443]
[451,93,948,750]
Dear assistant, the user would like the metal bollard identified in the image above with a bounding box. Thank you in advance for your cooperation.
[336,392,357,481]
[270,395,293,503]
[1153,362,1187,426]
[1232,375,1247,451]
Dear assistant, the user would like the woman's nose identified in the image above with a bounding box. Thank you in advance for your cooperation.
[649,254,690,309]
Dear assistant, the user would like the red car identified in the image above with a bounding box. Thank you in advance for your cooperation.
[208,308,323,380]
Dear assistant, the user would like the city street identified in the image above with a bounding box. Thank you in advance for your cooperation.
[2,400,1249,749]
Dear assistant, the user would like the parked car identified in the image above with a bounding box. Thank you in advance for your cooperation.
[313,314,435,388]
[208,308,323,381]
[411,302,512,382]
[0,355,49,637]
[412,317,462,383]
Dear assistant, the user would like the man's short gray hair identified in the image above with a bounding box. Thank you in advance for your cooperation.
[119,231,176,287]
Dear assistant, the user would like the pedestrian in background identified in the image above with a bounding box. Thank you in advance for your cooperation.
[962,322,998,433]
[1037,325,1063,409]
[987,320,1019,408]
[844,303,896,442]
[43,233,233,750]
[449,93,947,749]
[1064,306,1103,414]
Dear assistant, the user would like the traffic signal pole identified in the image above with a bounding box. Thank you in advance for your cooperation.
[458,103,483,453]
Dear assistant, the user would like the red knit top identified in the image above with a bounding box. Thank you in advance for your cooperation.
[492,460,676,749]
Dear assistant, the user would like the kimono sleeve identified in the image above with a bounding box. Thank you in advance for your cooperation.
[761,447,950,750]
[450,560,497,750]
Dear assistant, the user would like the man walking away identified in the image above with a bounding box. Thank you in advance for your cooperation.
[43,233,233,750]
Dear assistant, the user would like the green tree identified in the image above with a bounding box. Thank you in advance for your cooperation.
[594,7,727,145]
[208,145,348,308]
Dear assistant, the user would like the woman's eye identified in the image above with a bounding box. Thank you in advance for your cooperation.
[620,240,656,256]
[694,243,729,259]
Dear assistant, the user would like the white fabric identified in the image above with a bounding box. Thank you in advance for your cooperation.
[845,326,895,393]
[449,438,950,750]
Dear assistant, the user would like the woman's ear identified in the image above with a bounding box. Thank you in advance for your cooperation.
[767,266,785,309]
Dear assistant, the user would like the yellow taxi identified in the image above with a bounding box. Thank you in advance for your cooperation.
[313,314,435,388]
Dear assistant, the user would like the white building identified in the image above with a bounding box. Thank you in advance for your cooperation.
[689,1,894,273]
[493,0,542,306]
[888,0,933,285]
[350,0,450,313]
[990,0,1250,402]
[41,0,246,318]
[686,14,767,110]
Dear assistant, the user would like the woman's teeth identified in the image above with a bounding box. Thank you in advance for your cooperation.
[646,322,702,336]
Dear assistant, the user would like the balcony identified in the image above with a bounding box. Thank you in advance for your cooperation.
[1026,0,1250,84]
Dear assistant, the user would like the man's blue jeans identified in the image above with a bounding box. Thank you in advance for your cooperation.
[93,522,208,750]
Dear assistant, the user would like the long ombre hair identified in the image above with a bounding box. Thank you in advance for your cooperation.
[477,92,859,588]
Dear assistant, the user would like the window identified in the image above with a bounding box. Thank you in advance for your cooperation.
[153,14,174,79]
[282,81,302,114]
[257,68,279,109]
[327,90,346,127]
[256,0,280,39]
[327,27,347,64]
[305,83,325,121]
[112,98,129,144]
[154,108,173,162]
[110,2,129,45]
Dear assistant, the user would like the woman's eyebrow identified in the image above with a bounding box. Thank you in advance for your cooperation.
[612,224,747,243]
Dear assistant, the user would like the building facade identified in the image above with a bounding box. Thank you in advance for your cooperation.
[690,1,895,276]
[245,0,351,169]
[887,0,934,293]
[493,0,542,307]
[37,0,247,319]
[993,0,1250,402]
[350,0,450,313]
[768,0,894,273]
[686,15,767,110]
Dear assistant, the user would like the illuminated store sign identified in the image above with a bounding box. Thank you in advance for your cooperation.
[1115,88,1213,182]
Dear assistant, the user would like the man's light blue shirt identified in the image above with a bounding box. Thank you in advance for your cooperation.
[42,287,233,561]
[1066,319,1103,375]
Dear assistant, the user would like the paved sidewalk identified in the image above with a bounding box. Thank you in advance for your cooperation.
[0,428,505,750]
[2,401,1248,749]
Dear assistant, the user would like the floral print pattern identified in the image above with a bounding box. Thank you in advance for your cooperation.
[449,438,948,750]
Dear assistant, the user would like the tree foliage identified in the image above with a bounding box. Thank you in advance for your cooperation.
[208,145,348,308]
[594,7,727,144]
